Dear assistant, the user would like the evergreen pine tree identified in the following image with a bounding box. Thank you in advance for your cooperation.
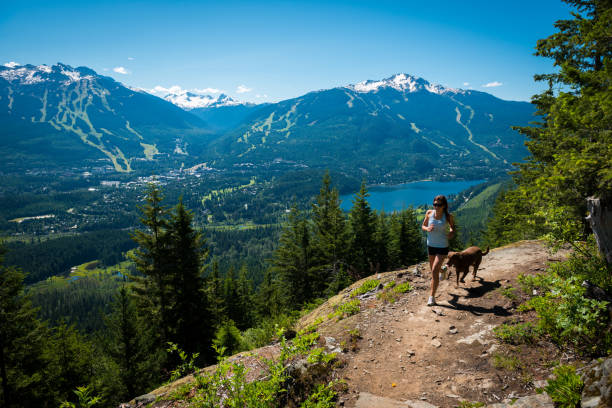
[311,171,349,295]
[206,259,225,328]
[398,208,426,266]
[348,181,376,279]
[0,245,50,408]
[235,264,254,330]
[45,321,95,406]
[101,285,154,403]
[222,266,240,324]
[129,184,172,349]
[373,211,390,273]
[166,198,211,356]
[270,205,313,307]
[254,269,282,318]
[497,0,612,245]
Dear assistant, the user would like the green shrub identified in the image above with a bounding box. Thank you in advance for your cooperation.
[293,331,320,353]
[328,299,361,320]
[300,381,339,408]
[384,281,396,290]
[493,322,541,345]
[544,365,583,408]
[306,347,336,365]
[520,274,612,355]
[500,285,518,301]
[393,282,413,293]
[241,313,297,350]
[166,342,200,382]
[350,279,380,297]
[515,245,612,356]
[59,386,101,408]
[184,330,337,407]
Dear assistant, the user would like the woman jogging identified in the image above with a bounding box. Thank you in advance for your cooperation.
[421,195,455,306]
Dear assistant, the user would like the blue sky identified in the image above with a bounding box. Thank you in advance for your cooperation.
[0,0,573,103]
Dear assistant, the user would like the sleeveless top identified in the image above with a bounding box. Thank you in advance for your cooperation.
[427,212,448,248]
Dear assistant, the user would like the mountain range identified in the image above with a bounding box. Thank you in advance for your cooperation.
[0,64,536,181]
[208,74,535,181]
[0,63,210,172]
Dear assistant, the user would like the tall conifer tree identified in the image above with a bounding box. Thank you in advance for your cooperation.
[311,171,349,295]
[373,210,390,273]
[270,206,313,307]
[130,184,171,348]
[101,284,153,403]
[348,181,376,278]
[206,259,225,328]
[166,198,211,356]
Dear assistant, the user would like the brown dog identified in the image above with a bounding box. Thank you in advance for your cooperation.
[446,246,490,286]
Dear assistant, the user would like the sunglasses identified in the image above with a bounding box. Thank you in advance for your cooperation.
[433,203,443,207]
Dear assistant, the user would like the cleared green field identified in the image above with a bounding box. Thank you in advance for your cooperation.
[458,183,503,211]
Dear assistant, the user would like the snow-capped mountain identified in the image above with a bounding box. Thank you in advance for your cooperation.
[161,91,244,110]
[346,73,463,95]
[0,63,210,173]
[0,63,97,86]
[150,87,265,131]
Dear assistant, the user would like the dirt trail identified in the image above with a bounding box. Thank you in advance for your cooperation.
[302,240,566,407]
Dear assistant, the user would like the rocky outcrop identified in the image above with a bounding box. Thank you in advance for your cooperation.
[581,357,612,408]
[487,393,553,407]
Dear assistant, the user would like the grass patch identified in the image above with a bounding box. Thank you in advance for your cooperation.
[544,365,583,408]
[492,352,523,371]
[493,321,541,345]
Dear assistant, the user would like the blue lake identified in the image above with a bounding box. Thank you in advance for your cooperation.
[339,180,486,212]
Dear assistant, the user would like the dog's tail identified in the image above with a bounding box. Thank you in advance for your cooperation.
[482,246,490,256]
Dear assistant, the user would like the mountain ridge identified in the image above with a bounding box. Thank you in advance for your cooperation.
[207,74,535,182]
[0,62,211,172]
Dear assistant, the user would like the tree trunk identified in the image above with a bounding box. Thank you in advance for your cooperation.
[586,197,612,265]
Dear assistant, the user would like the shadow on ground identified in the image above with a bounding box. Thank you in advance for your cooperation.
[441,279,511,316]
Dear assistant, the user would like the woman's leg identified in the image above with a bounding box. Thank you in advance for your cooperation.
[430,254,445,297]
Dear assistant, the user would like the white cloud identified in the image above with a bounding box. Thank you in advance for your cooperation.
[3,61,20,68]
[255,94,268,98]
[127,57,135,60]
[236,84,252,94]
[463,82,470,86]
[113,66,130,75]
[483,81,503,88]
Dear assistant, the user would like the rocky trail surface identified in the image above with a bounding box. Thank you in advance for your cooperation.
[128,241,584,408]
[323,241,561,407]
